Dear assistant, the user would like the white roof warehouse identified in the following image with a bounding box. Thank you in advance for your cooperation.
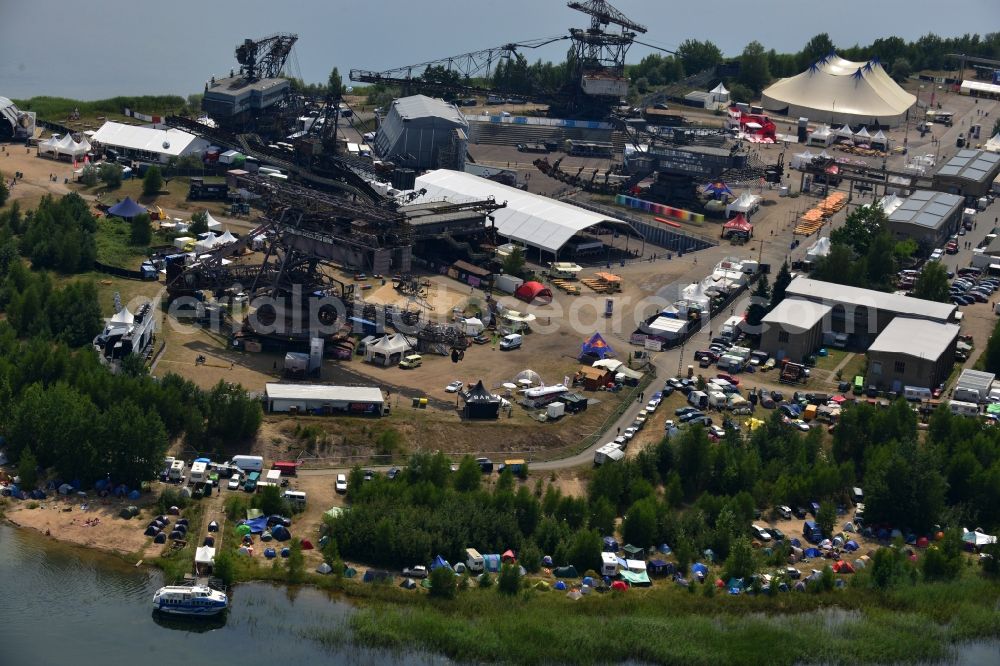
[264,383,384,416]
[90,121,209,163]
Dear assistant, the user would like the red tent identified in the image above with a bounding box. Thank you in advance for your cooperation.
[723,214,753,235]
[833,560,855,574]
[611,580,629,591]
[502,549,516,562]
[916,536,930,548]
[514,281,553,305]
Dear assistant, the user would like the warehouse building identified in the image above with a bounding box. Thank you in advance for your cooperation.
[759,298,832,362]
[784,277,956,348]
[933,149,1000,198]
[374,95,468,170]
[202,75,290,120]
[264,383,384,416]
[886,190,963,252]
[865,318,959,393]
[91,121,209,163]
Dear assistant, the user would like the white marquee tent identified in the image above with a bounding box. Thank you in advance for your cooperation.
[762,54,915,127]
[203,211,223,231]
[835,125,854,141]
[365,334,413,367]
[725,192,762,217]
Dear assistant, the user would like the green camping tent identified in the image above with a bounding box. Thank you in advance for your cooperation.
[553,565,579,578]
[236,524,251,536]
[622,544,644,558]
[343,566,358,578]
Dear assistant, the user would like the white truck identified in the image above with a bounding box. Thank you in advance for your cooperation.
[231,455,264,474]
[594,442,625,465]
[720,315,743,341]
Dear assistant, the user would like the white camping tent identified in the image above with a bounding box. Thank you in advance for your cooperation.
[216,230,237,245]
[195,546,216,566]
[807,125,834,147]
[835,125,854,141]
[463,317,485,335]
[790,149,815,169]
[853,127,871,144]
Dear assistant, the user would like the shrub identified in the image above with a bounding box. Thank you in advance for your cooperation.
[497,562,521,596]
[157,487,191,514]
[142,166,162,197]
[99,163,121,189]
[287,539,305,583]
[189,211,208,235]
[214,550,235,585]
[478,573,494,588]
[429,565,457,599]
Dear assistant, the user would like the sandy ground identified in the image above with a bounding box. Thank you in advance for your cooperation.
[5,492,162,557]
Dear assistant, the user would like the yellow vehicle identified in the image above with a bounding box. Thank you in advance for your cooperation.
[398,354,423,369]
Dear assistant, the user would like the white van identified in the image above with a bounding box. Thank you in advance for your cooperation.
[499,333,522,350]
[708,391,728,408]
[688,390,708,409]
[283,490,306,507]
[231,455,264,474]
[601,551,619,577]
[903,386,932,402]
[949,400,980,417]
[465,548,484,573]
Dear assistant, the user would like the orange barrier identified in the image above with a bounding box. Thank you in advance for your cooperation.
[654,216,682,228]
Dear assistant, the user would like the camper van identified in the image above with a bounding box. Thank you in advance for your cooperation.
[231,455,264,474]
[169,459,186,481]
[398,354,423,369]
[949,400,980,417]
[499,334,522,350]
[465,548,485,573]
[601,551,620,577]
[803,520,823,544]
[283,490,306,507]
[188,461,208,484]
[903,386,932,402]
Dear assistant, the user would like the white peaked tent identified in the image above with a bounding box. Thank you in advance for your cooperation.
[203,211,223,231]
[835,125,854,140]
[853,127,871,144]
[725,192,762,216]
[56,133,90,158]
[709,82,730,105]
[870,129,888,149]
[216,230,237,244]
[463,317,485,335]
[110,306,135,326]
[985,133,1000,154]
[195,233,220,253]
[790,149,815,169]
[807,125,834,147]
[38,135,61,155]
[806,237,831,261]
[365,334,413,366]
[762,54,915,127]
[818,150,832,159]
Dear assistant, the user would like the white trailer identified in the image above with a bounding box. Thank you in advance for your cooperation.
[188,461,207,484]
[594,442,625,466]
[601,551,620,576]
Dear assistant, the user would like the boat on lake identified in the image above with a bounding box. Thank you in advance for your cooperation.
[152,585,228,616]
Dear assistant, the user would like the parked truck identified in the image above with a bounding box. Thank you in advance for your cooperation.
[780,361,808,384]
[231,455,264,474]
[594,442,625,466]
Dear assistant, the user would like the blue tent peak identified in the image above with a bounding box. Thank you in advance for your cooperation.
[107,196,146,219]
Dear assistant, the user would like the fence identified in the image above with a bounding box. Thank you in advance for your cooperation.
[93,260,150,281]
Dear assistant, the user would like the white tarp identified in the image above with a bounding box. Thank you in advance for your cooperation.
[836,125,854,139]
[195,546,216,565]
[805,236,831,260]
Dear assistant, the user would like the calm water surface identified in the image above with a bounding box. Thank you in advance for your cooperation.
[0,524,447,665]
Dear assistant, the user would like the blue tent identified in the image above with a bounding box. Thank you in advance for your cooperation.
[264,548,277,559]
[194,457,210,464]
[790,538,801,548]
[581,332,614,360]
[270,524,291,541]
[244,516,268,534]
[602,536,619,552]
[127,489,141,500]
[431,555,452,570]
[844,540,860,552]
[691,562,708,577]
[107,197,145,219]
[703,181,733,199]
[483,554,501,573]
[804,548,820,558]
[658,543,672,555]
[553,580,567,591]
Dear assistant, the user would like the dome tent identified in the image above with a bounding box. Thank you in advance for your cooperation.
[107,197,146,220]
[514,281,553,305]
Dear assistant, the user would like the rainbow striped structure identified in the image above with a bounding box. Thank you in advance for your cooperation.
[615,195,705,226]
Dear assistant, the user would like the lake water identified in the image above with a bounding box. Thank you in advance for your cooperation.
[0,524,447,665]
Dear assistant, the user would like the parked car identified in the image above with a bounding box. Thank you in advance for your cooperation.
[716,373,740,385]
[752,525,772,541]
[646,399,661,412]
[679,410,706,423]
[622,427,638,440]
[776,505,792,519]
[402,565,428,579]
[387,467,401,480]
[709,425,726,439]
[634,410,648,425]
[227,475,241,490]
[476,457,494,474]
[335,474,348,493]
[793,506,808,519]
[445,380,464,393]
[769,527,786,541]
[675,406,698,417]
[363,469,376,482]
[472,334,490,345]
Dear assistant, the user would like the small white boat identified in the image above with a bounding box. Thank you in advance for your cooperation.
[152,585,228,616]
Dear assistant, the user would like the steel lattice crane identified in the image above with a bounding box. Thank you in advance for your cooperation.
[235,34,298,81]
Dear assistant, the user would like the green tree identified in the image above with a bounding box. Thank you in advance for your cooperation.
[983,318,1000,374]
[46,280,102,347]
[816,501,836,539]
[327,67,346,96]
[890,57,912,82]
[770,261,792,311]
[831,204,888,257]
[202,380,263,445]
[913,261,951,302]
[142,166,162,197]
[17,446,38,489]
[565,528,602,572]
[287,539,305,583]
[375,427,402,457]
[745,275,770,328]
[80,165,98,187]
[453,455,482,493]
[99,163,122,189]
[120,352,147,377]
[922,529,963,582]
[501,246,525,278]
[623,497,657,548]
[99,401,169,486]
[676,39,723,74]
[798,33,836,70]
[130,212,152,246]
[213,551,235,585]
[738,41,772,94]
[254,484,288,516]
[189,210,209,235]
[724,82,754,105]
[497,562,521,596]
[723,536,756,581]
[429,564,457,599]
[0,171,8,207]
[588,496,617,535]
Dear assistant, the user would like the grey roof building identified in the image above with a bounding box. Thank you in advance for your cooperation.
[887,190,963,251]
[866,318,959,393]
[933,149,1000,197]
[759,298,832,362]
[374,95,468,170]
